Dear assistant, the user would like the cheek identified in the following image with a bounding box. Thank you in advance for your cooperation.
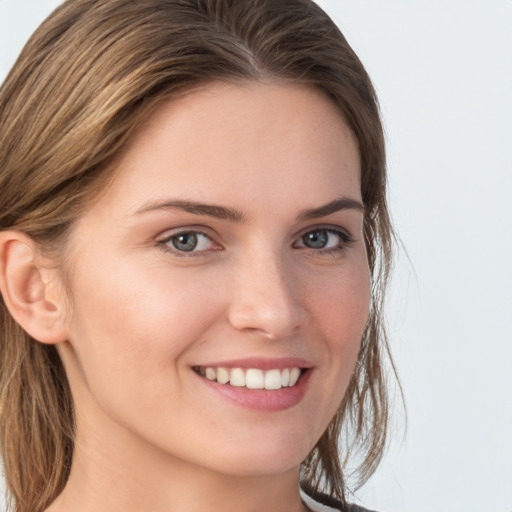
[62,263,231,444]
[288,258,370,449]
[65,262,224,390]
[310,261,370,348]
[307,258,370,399]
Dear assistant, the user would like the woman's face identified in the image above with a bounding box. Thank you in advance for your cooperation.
[57,82,370,478]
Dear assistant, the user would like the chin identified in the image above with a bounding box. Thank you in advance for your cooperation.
[186,428,317,478]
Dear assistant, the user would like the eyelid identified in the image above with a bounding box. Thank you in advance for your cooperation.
[154,224,356,257]
[157,227,222,256]
[293,225,355,251]
[294,224,353,241]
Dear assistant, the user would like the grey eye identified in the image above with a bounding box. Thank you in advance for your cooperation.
[301,230,329,249]
[171,232,198,252]
[164,231,216,253]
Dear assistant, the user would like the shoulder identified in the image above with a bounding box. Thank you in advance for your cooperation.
[300,485,380,512]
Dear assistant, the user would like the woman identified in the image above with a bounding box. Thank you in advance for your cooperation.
[0,1,395,511]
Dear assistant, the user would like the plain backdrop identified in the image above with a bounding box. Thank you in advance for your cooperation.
[1,1,511,512]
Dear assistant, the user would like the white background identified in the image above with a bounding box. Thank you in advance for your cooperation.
[1,1,511,511]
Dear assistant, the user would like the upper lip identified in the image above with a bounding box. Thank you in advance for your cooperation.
[193,357,314,370]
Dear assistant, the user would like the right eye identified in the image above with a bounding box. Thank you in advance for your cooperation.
[159,231,218,254]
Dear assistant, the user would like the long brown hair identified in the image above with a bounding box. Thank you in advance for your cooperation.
[0,1,396,510]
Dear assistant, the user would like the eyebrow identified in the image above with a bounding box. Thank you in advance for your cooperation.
[297,196,365,220]
[135,199,245,222]
[135,196,364,222]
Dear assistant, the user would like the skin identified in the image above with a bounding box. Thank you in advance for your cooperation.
[40,82,370,511]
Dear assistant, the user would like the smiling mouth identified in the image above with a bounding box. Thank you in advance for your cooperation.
[193,366,306,390]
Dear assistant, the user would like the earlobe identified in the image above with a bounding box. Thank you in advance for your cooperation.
[0,231,68,345]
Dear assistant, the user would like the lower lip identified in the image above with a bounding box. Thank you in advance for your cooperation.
[197,370,311,412]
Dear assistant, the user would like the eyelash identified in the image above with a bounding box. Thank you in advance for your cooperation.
[293,227,355,256]
[157,227,355,257]
[157,230,219,257]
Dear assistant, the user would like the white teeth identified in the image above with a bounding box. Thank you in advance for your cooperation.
[281,368,290,387]
[230,368,246,387]
[199,366,304,390]
[265,369,282,390]
[205,367,216,381]
[246,369,264,389]
[217,367,230,384]
[289,367,301,387]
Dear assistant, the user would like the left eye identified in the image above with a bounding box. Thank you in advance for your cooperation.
[163,231,216,253]
[295,229,348,250]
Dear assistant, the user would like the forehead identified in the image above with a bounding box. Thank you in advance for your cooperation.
[81,81,361,222]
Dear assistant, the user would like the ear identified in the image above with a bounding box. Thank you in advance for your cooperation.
[0,231,69,344]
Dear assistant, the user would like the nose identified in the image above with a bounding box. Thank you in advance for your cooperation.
[227,252,304,340]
